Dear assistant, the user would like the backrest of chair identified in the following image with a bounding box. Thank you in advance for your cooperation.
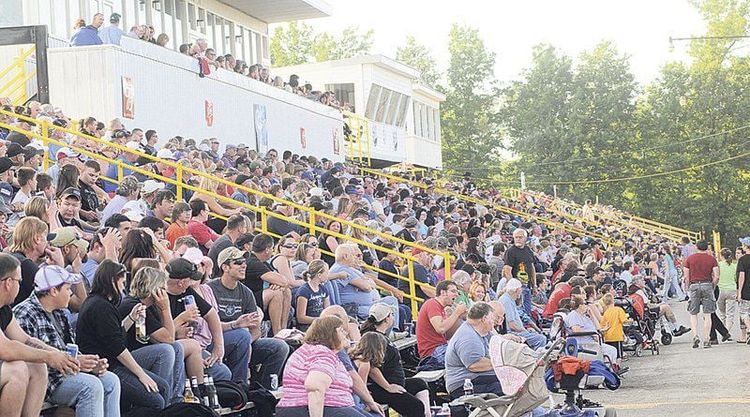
[488,336,530,395]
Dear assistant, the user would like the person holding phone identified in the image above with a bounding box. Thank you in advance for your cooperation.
[207,246,290,389]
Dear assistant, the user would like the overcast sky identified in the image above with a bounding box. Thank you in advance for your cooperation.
[288,0,708,84]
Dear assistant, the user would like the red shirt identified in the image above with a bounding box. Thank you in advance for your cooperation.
[187,220,220,254]
[416,298,447,358]
[684,252,718,283]
[543,283,572,319]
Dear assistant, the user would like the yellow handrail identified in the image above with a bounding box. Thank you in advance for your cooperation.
[0,47,36,106]
[342,111,372,167]
[359,167,616,245]
[1,116,442,316]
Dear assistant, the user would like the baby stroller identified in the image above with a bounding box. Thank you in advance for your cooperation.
[615,297,658,357]
[456,338,618,417]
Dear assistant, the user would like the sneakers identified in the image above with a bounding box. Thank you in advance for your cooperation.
[703,341,712,349]
[692,337,700,349]
[722,334,733,342]
[673,326,690,337]
[709,339,719,345]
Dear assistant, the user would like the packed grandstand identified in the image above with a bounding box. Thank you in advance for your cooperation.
[0,94,738,417]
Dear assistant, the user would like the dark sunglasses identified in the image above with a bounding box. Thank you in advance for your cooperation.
[229,259,245,266]
[281,244,298,249]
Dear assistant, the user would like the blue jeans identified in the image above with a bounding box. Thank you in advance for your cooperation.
[111,365,169,412]
[250,337,290,389]
[130,343,181,405]
[515,330,547,350]
[48,371,121,417]
[209,328,252,383]
[357,296,400,333]
[202,350,232,382]
[522,285,532,317]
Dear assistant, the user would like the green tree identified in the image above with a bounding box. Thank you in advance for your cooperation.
[440,24,502,177]
[270,22,373,66]
[395,36,441,86]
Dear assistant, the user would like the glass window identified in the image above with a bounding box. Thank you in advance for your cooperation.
[206,13,215,51]
[137,0,147,25]
[243,28,252,63]
[433,108,441,141]
[187,3,196,31]
[224,20,232,55]
[427,105,434,140]
[262,34,269,60]
[196,7,205,34]
[421,104,429,139]
[365,85,382,120]
[254,32,262,64]
[396,95,410,127]
[375,88,392,122]
[385,92,400,125]
[151,0,163,35]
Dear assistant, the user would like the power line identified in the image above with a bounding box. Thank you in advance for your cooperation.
[447,124,750,171]
[443,143,750,186]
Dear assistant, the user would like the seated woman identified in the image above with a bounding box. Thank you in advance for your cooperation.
[564,296,619,370]
[355,305,431,417]
[296,260,331,331]
[118,266,207,403]
[76,260,172,413]
[276,316,375,417]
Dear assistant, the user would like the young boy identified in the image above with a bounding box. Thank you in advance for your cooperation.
[600,293,631,362]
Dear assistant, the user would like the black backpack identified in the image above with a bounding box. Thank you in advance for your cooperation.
[214,380,248,410]
[159,403,218,417]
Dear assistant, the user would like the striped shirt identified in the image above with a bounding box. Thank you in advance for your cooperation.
[278,343,354,408]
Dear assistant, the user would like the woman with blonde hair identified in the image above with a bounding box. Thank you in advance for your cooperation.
[336,196,353,219]
[348,218,378,267]
[190,175,241,232]
[469,281,490,304]
[25,195,62,231]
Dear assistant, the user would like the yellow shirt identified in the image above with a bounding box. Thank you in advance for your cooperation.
[600,306,628,342]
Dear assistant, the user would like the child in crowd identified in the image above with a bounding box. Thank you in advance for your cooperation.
[600,293,631,363]
[295,259,331,331]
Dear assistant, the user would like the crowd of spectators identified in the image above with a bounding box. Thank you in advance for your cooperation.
[69,13,351,111]
[0,98,741,417]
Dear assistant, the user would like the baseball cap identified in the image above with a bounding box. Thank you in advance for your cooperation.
[166,258,203,280]
[309,187,324,197]
[48,227,89,253]
[59,187,82,201]
[34,265,82,292]
[6,143,25,158]
[0,157,13,174]
[125,141,141,151]
[156,148,177,161]
[505,279,523,291]
[368,303,397,322]
[182,247,204,265]
[110,12,121,22]
[142,180,165,194]
[404,217,418,228]
[235,174,252,186]
[122,200,146,222]
[740,237,750,247]
[217,247,246,266]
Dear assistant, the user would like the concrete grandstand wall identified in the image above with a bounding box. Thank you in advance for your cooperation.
[46,37,344,159]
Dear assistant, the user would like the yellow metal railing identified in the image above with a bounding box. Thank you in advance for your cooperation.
[343,111,372,167]
[359,167,616,245]
[712,230,722,258]
[521,189,700,242]
[0,110,447,319]
[0,47,36,106]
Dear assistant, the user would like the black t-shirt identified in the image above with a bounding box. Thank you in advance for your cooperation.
[380,338,406,386]
[79,182,99,212]
[12,252,38,306]
[504,245,536,288]
[168,287,213,319]
[737,254,750,301]
[57,213,83,229]
[118,296,163,352]
[244,253,271,311]
[0,305,12,332]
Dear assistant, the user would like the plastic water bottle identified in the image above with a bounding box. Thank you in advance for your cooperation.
[463,378,474,396]
[135,309,149,344]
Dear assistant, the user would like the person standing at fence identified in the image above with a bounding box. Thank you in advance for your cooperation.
[98,13,125,45]
[503,228,536,316]
[70,13,104,47]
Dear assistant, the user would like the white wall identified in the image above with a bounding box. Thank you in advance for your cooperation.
[47,38,344,160]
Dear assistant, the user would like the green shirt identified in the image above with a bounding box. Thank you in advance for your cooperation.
[455,291,472,308]
[718,260,738,291]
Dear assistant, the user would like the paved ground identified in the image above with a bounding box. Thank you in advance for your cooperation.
[573,300,750,417]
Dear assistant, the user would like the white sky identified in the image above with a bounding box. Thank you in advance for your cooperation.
[285,0,708,84]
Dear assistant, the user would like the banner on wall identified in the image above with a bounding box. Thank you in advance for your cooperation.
[332,127,341,155]
[300,127,307,149]
[205,100,214,127]
[121,76,134,119]
[253,104,268,153]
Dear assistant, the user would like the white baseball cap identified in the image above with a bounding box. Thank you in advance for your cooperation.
[142,180,165,194]
[156,148,176,161]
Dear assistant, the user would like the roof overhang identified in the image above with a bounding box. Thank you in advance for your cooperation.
[217,0,332,23]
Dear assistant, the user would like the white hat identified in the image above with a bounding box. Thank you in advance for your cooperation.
[182,247,204,265]
[505,279,523,291]
[125,141,141,150]
[142,180,165,194]
[156,148,176,161]
[122,200,146,222]
[309,187,324,197]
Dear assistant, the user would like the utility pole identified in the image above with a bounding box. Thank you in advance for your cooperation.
[520,172,526,190]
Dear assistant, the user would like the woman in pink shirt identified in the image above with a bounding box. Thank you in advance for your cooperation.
[277,315,368,417]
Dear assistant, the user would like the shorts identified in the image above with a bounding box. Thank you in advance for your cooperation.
[687,282,716,315]
[738,300,750,321]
